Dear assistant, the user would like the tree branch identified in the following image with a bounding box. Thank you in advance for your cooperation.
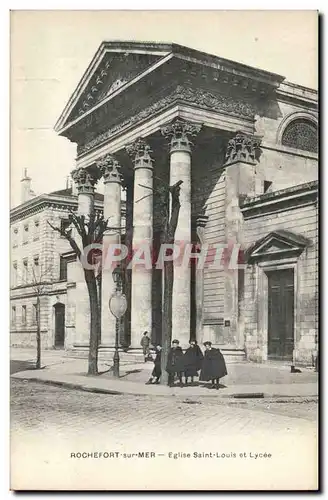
[47,220,82,258]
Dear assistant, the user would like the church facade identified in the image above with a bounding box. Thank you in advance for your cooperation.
[55,42,318,365]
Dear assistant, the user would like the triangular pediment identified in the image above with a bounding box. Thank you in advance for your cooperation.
[246,230,312,262]
[55,42,172,132]
[55,41,285,137]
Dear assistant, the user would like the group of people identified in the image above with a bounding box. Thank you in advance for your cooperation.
[142,334,228,389]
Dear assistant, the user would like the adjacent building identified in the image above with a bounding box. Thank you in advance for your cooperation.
[10,173,105,349]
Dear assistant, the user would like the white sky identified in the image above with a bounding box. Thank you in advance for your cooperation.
[10,10,318,207]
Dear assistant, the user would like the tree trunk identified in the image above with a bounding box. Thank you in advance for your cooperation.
[159,181,182,386]
[36,295,41,369]
[97,275,102,345]
[160,259,173,385]
[85,270,100,375]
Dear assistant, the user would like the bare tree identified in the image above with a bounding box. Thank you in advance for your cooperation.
[48,211,109,375]
[136,178,183,385]
[17,262,54,369]
[159,181,183,385]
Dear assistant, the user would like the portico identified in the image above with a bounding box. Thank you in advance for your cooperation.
[54,41,318,365]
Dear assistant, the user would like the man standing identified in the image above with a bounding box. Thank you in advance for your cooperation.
[183,339,204,385]
[140,331,151,362]
[200,341,227,390]
[166,339,184,387]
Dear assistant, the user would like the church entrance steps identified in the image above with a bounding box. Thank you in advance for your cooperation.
[65,346,246,364]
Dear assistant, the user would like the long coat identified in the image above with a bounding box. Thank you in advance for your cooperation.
[183,345,204,377]
[166,346,184,373]
[152,350,162,378]
[199,348,227,381]
[140,336,150,347]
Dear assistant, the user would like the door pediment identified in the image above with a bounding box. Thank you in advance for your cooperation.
[246,229,312,263]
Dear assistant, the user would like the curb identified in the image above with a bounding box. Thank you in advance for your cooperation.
[11,373,318,400]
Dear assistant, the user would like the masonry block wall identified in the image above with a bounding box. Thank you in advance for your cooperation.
[255,99,318,192]
[11,211,46,347]
[192,142,227,345]
[242,200,318,365]
[11,205,72,348]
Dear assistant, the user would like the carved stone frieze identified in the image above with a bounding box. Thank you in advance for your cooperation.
[77,85,256,156]
[225,131,262,165]
[96,154,122,184]
[161,118,202,153]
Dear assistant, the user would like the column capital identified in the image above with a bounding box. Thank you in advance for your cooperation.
[225,131,262,166]
[126,137,154,170]
[161,118,202,153]
[97,154,122,184]
[71,165,101,194]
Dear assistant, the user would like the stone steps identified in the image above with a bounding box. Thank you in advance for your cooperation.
[64,347,246,364]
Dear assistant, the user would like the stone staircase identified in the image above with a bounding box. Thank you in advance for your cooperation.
[65,347,246,364]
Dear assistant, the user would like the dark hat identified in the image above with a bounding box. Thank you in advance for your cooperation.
[172,339,179,344]
[203,341,212,346]
[189,339,198,344]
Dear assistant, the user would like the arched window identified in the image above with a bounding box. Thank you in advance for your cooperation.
[281,119,318,153]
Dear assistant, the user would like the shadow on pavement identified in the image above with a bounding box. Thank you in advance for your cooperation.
[10,360,37,375]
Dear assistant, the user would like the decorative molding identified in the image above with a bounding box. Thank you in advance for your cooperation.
[72,53,159,121]
[126,137,154,170]
[77,85,256,156]
[246,230,312,264]
[240,181,318,219]
[96,154,122,184]
[161,117,202,153]
[196,213,209,245]
[225,131,262,165]
[71,165,101,194]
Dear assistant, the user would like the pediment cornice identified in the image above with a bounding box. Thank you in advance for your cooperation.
[76,85,256,157]
[246,229,312,263]
[55,41,285,139]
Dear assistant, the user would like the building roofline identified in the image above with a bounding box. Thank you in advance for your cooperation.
[55,40,286,135]
[10,192,107,223]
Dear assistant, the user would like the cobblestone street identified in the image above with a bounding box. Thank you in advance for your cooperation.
[10,380,318,490]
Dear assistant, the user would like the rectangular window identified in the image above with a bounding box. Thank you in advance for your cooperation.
[32,304,37,324]
[23,259,28,283]
[264,180,273,193]
[12,227,18,248]
[22,305,27,325]
[23,224,29,244]
[11,306,16,326]
[59,256,68,281]
[33,220,40,240]
[12,261,17,287]
[60,219,71,238]
[33,255,40,280]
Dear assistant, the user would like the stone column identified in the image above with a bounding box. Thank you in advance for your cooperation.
[126,138,154,348]
[161,118,202,348]
[71,166,100,216]
[71,165,101,345]
[97,154,122,347]
[224,131,262,349]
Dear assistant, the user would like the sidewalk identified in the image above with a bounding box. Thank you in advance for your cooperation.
[10,348,318,399]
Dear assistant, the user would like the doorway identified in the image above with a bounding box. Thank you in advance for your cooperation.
[267,269,294,360]
[54,303,65,348]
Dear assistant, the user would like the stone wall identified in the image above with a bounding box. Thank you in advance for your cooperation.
[242,201,318,365]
